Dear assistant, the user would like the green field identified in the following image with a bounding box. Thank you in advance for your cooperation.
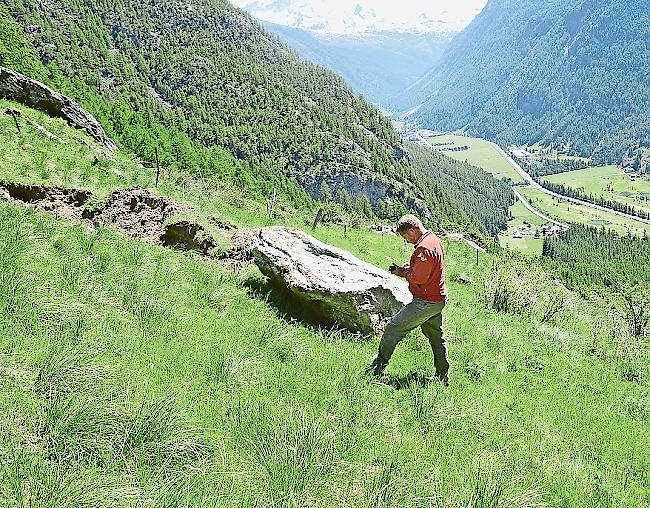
[519,187,649,237]
[428,134,524,183]
[498,199,547,255]
[543,165,650,216]
[1,103,649,507]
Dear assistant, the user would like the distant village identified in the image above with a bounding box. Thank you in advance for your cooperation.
[510,220,566,240]
[394,125,435,147]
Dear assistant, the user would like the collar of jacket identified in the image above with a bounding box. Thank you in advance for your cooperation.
[414,230,431,248]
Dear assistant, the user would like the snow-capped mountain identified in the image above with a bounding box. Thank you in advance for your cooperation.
[231,0,486,36]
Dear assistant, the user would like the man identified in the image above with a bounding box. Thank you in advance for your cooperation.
[367,214,449,385]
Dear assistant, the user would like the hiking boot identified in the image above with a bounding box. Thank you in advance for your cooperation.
[365,355,387,376]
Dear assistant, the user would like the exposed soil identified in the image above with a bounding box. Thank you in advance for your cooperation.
[0,182,219,256]
[161,221,217,255]
[92,187,187,243]
[0,181,92,220]
[218,229,256,269]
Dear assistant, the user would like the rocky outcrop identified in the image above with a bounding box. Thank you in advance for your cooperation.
[0,66,117,151]
[300,166,432,219]
[251,226,411,335]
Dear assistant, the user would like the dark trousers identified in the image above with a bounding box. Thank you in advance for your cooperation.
[378,298,448,376]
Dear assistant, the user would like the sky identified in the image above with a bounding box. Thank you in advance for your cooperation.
[230,0,488,35]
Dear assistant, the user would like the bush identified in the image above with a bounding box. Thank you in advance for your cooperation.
[483,254,566,322]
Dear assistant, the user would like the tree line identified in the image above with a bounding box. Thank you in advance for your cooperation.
[539,181,650,221]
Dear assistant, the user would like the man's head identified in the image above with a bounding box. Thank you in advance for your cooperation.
[396,214,426,244]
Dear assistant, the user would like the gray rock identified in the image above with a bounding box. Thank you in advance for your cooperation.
[252,226,411,335]
[0,66,117,151]
[300,167,432,219]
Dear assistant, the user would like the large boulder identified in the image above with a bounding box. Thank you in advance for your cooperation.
[0,66,117,151]
[252,226,411,336]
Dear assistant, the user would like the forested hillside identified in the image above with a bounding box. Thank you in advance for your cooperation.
[406,144,514,238]
[1,0,513,239]
[543,225,650,289]
[396,0,650,165]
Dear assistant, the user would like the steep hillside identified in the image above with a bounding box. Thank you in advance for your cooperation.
[1,0,513,239]
[1,99,648,507]
[397,0,650,165]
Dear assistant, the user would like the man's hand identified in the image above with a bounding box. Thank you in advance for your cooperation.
[389,263,400,275]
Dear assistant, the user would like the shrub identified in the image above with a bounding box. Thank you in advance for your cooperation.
[483,254,566,321]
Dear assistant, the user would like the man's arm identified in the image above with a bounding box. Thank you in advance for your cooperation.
[393,263,408,278]
[399,247,435,284]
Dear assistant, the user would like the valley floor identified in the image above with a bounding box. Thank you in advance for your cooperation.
[423,132,650,254]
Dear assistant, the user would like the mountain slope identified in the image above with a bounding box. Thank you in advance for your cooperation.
[1,0,513,239]
[0,99,648,507]
[397,0,650,164]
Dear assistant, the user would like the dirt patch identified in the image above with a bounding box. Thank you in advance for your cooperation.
[218,229,256,269]
[161,221,217,255]
[91,187,187,243]
[0,181,91,220]
[1,183,219,256]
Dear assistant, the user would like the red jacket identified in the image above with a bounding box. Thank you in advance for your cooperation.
[396,231,447,302]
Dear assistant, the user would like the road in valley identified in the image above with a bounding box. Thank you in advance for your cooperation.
[511,188,567,228]
[490,142,650,226]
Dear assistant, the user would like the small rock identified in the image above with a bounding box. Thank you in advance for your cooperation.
[452,273,473,285]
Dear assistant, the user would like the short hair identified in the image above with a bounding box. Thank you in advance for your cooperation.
[396,214,424,233]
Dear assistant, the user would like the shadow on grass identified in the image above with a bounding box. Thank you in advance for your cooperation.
[381,370,430,390]
[242,272,367,342]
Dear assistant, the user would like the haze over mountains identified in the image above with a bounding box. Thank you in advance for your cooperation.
[256,22,452,106]
[240,0,649,170]
[230,0,486,35]
[232,0,486,105]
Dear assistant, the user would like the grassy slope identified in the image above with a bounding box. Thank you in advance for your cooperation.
[426,134,524,183]
[1,104,649,507]
[543,165,650,216]
[520,187,649,238]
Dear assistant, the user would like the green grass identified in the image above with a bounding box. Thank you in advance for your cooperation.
[1,101,649,507]
[498,200,548,255]
[0,100,295,235]
[519,187,649,237]
[542,165,650,216]
[3,201,649,507]
[498,233,543,255]
[428,134,524,183]
[497,195,555,256]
